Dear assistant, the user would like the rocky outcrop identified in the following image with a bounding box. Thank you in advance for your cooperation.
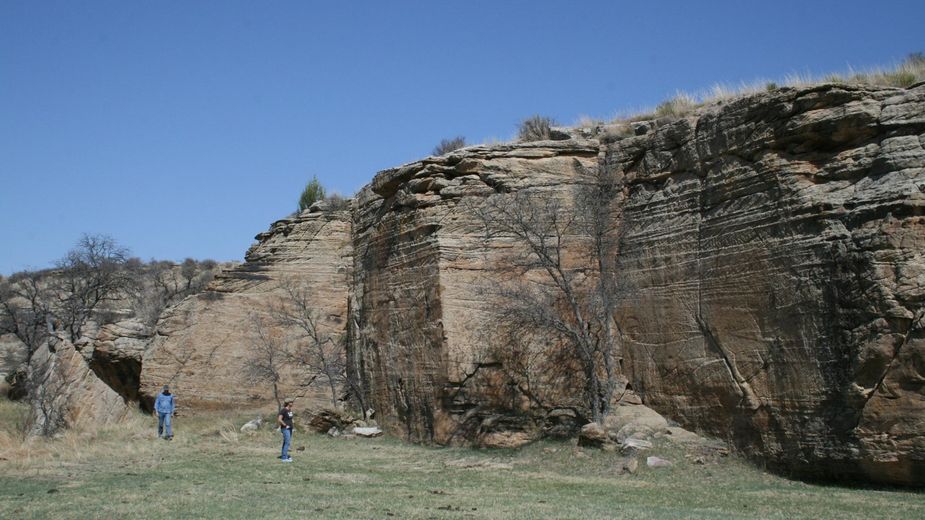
[52,82,920,486]
[26,335,132,434]
[138,207,353,409]
[0,334,27,381]
[347,83,925,485]
[349,140,600,444]
[88,319,150,403]
[0,333,27,397]
[610,83,925,485]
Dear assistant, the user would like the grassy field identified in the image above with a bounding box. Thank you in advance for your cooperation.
[0,399,922,519]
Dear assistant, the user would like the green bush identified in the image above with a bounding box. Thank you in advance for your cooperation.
[433,136,466,155]
[298,176,326,213]
[518,115,556,142]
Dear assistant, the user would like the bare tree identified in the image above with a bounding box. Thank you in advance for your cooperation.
[52,234,134,342]
[243,284,347,411]
[474,163,625,423]
[28,353,74,437]
[272,283,345,409]
[0,270,54,357]
[244,313,290,409]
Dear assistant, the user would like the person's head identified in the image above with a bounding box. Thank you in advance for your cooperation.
[283,399,293,409]
[162,384,170,394]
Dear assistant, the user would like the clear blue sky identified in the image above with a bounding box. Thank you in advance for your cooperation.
[2,1,922,274]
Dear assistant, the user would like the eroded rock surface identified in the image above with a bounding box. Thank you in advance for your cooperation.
[56,82,921,486]
[26,335,131,434]
[89,319,150,403]
[139,207,353,409]
[610,84,925,485]
[349,140,599,444]
[348,83,925,485]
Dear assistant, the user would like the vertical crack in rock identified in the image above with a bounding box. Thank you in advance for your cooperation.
[860,308,924,414]
[695,314,761,410]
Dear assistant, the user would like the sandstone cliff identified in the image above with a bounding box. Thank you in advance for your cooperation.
[347,82,924,485]
[46,82,922,487]
[139,206,353,409]
[607,84,925,485]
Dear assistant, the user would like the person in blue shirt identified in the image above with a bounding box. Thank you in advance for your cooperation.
[154,385,176,440]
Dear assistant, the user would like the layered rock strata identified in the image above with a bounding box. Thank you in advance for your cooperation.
[349,141,600,443]
[348,83,925,485]
[608,83,925,485]
[49,82,922,486]
[26,335,132,434]
[139,206,353,409]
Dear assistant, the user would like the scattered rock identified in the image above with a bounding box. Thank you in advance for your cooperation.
[479,430,533,449]
[306,408,356,434]
[604,404,670,444]
[353,426,383,438]
[621,438,653,451]
[577,422,611,449]
[240,416,262,434]
[646,456,673,468]
[621,457,639,475]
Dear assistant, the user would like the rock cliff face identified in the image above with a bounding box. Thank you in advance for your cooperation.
[349,141,600,443]
[26,334,132,434]
[607,84,925,485]
[57,82,921,486]
[139,207,353,409]
[347,83,925,485]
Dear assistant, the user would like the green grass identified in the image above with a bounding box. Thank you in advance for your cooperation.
[0,399,922,519]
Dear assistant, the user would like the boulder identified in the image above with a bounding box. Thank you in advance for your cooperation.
[577,422,614,449]
[25,336,130,435]
[352,426,383,438]
[646,456,673,468]
[305,408,356,434]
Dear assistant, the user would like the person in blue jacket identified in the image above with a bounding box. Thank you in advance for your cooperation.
[154,385,176,440]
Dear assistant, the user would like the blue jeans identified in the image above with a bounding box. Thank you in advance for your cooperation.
[158,412,173,438]
[281,427,292,459]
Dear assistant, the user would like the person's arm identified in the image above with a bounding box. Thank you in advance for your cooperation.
[277,413,286,429]
[171,396,176,416]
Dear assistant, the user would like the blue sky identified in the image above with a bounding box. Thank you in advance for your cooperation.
[2,0,923,274]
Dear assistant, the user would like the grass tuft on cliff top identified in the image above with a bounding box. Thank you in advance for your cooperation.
[1,398,923,519]
[572,52,925,131]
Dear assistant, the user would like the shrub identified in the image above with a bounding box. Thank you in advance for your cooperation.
[433,136,466,155]
[298,176,326,213]
[654,94,698,119]
[883,70,918,87]
[326,193,350,211]
[518,115,556,142]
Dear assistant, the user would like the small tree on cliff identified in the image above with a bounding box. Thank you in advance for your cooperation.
[473,160,625,423]
[298,176,326,213]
